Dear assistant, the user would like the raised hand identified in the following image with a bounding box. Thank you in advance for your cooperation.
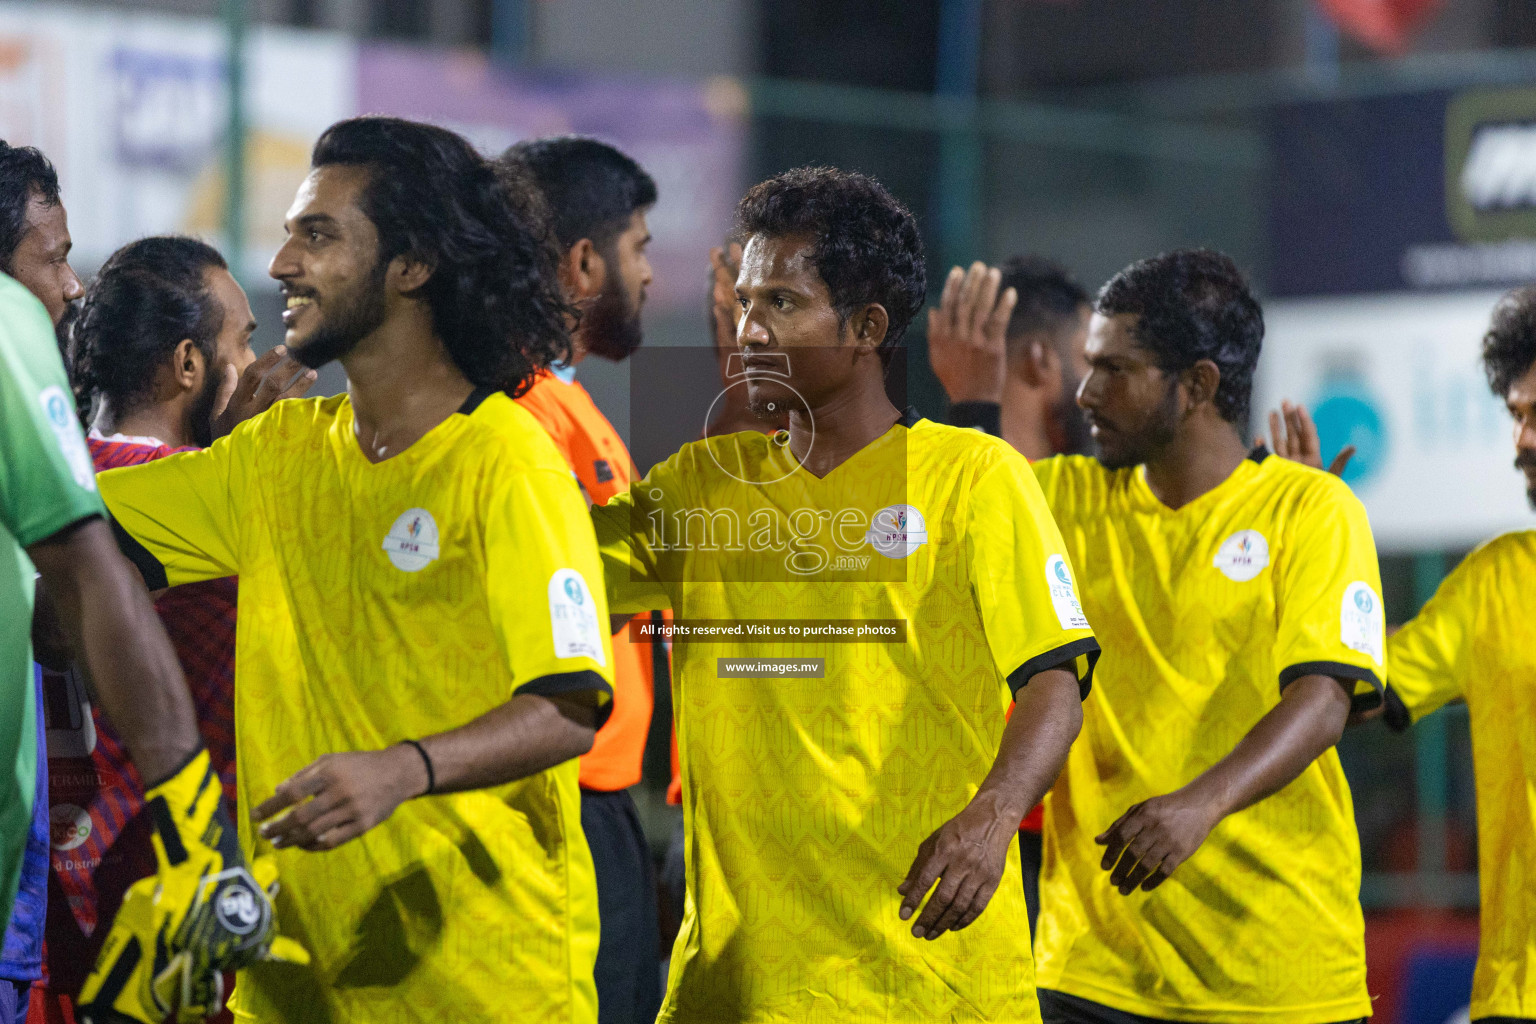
[210,345,317,440]
[1259,400,1355,477]
[925,263,1016,404]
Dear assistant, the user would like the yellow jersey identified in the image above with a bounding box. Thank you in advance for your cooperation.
[1032,450,1384,1023]
[98,390,612,1024]
[1386,530,1536,1020]
[593,410,1099,1024]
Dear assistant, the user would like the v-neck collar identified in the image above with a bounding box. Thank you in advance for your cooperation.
[773,406,923,483]
[1128,445,1270,516]
[342,389,492,468]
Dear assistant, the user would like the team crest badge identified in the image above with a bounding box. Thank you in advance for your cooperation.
[866,504,928,559]
[382,508,441,572]
[1213,529,1270,582]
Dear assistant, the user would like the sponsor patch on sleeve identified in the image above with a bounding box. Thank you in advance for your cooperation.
[1046,554,1091,630]
[549,568,606,666]
[39,385,96,491]
[1340,580,1385,666]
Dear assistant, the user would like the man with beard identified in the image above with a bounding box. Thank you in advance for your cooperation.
[34,236,312,1016]
[930,249,1385,1024]
[0,142,83,347]
[94,117,614,1022]
[1375,287,1536,1024]
[925,254,1091,933]
[592,166,1098,1024]
[0,138,83,1022]
[499,136,664,1024]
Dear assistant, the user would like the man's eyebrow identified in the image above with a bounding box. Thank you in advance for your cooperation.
[295,213,339,230]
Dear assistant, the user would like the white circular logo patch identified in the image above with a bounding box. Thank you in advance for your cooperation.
[215,879,263,935]
[382,508,441,572]
[866,504,928,559]
[50,803,92,851]
[1213,529,1270,582]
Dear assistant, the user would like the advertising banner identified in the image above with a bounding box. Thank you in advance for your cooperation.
[1257,289,1531,550]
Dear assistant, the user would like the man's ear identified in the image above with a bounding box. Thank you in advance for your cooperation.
[1018,338,1060,390]
[850,303,890,354]
[171,338,202,392]
[1183,358,1223,412]
[390,253,436,295]
[563,238,604,302]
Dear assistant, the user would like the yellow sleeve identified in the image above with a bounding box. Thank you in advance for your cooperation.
[967,452,1099,697]
[1272,475,1386,712]
[590,459,675,616]
[485,466,614,717]
[1385,551,1479,724]
[96,431,245,586]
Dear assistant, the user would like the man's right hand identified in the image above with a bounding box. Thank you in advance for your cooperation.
[925,262,1016,404]
[78,749,308,1023]
[210,346,316,440]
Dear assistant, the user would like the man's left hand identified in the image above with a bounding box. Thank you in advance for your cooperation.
[254,746,428,852]
[1096,790,1221,895]
[897,800,1014,940]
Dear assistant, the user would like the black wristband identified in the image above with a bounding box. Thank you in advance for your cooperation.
[402,739,435,796]
[948,400,1001,437]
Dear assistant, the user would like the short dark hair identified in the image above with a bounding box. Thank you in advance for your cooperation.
[735,166,926,356]
[0,141,61,273]
[311,116,571,397]
[1096,248,1263,425]
[499,136,657,251]
[1483,285,1536,399]
[999,255,1088,354]
[71,236,227,417]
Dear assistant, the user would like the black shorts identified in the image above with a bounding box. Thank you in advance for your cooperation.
[580,787,662,1024]
[1037,989,1366,1024]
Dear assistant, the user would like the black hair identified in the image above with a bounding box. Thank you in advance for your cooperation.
[0,141,61,273]
[311,116,571,397]
[71,236,227,417]
[1096,248,1263,425]
[999,255,1089,355]
[735,166,926,357]
[1483,285,1536,399]
[499,136,657,252]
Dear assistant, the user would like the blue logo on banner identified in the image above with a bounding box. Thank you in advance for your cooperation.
[1311,374,1388,487]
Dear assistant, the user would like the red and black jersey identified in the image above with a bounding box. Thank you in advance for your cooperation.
[39,437,237,995]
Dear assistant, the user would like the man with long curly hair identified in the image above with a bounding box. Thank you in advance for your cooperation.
[1382,286,1536,1024]
[93,117,615,1023]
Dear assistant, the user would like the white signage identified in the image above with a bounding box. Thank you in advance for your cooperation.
[1258,290,1532,551]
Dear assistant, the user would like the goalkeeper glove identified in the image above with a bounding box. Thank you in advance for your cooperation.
[77,749,308,1023]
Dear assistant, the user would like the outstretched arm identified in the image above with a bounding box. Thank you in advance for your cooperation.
[897,667,1082,939]
[29,517,199,785]
[1097,673,1350,895]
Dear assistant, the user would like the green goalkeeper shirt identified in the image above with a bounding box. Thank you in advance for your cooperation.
[0,274,102,928]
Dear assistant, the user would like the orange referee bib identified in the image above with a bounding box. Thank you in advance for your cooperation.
[519,369,660,791]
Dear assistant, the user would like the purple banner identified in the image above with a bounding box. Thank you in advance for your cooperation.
[358,44,746,315]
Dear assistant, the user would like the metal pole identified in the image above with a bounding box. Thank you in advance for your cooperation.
[223,0,247,272]
[933,0,985,271]
[491,0,529,64]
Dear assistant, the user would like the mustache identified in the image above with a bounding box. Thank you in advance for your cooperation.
[1516,450,1536,472]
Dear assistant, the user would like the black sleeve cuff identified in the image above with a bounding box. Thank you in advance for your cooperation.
[1278,660,1383,714]
[1008,637,1101,699]
[515,669,614,729]
[1382,686,1412,733]
[947,401,1001,437]
[110,515,168,591]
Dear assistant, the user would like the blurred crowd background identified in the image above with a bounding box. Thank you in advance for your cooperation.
[5,1,1532,1020]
